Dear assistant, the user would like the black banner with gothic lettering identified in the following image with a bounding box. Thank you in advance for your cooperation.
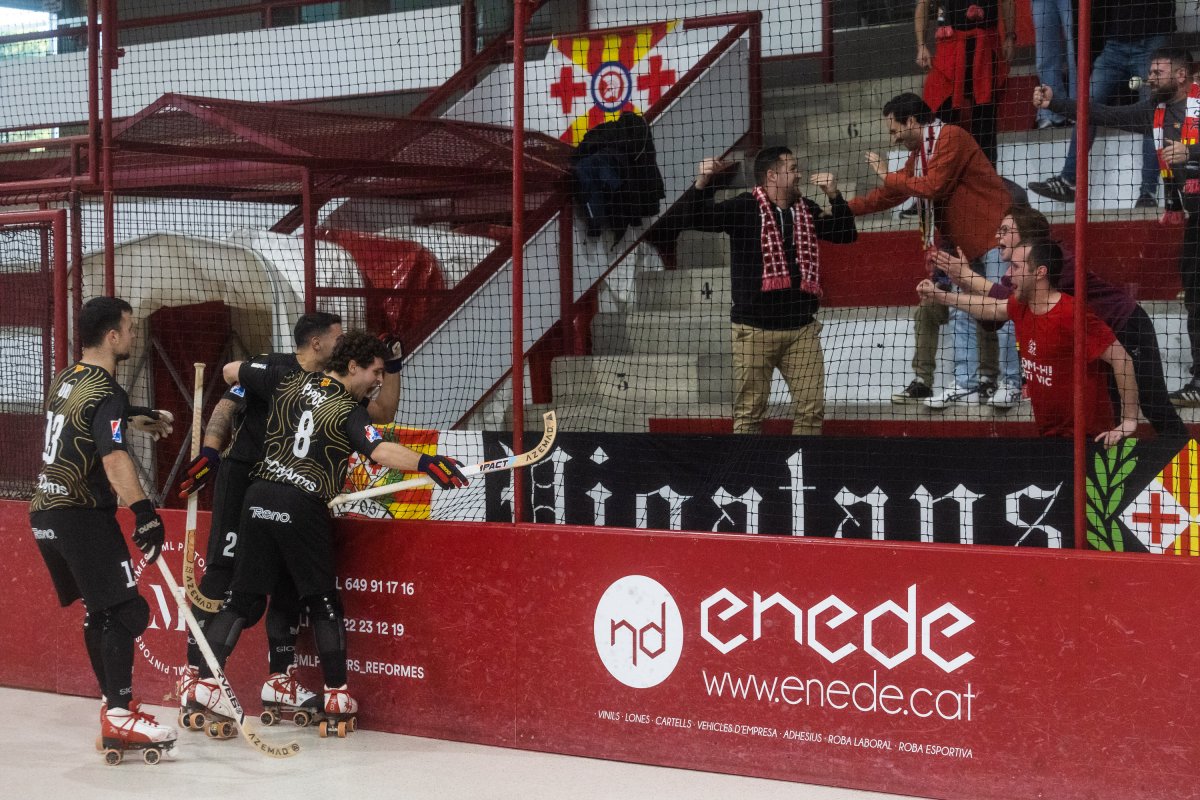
[483,433,1074,547]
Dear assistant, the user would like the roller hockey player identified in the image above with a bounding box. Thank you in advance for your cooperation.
[193,331,464,737]
[176,314,403,731]
[30,297,178,763]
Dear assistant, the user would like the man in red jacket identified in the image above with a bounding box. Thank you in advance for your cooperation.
[849,92,1021,409]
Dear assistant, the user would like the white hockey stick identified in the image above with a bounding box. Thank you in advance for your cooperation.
[327,410,557,509]
[182,362,222,613]
[156,556,301,758]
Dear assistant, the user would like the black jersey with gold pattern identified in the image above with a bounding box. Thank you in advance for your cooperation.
[223,352,300,466]
[241,366,380,501]
[30,363,129,512]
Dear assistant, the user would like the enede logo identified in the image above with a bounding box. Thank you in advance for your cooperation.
[594,575,683,688]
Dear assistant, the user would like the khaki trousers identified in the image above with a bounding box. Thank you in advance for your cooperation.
[912,301,998,387]
[732,321,824,436]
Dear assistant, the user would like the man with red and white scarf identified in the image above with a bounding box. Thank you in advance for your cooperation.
[677,147,857,434]
[1033,47,1200,406]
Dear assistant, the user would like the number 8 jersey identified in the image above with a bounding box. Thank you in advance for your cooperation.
[31,363,129,512]
[241,365,381,502]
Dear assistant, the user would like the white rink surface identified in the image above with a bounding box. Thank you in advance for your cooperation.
[0,687,931,800]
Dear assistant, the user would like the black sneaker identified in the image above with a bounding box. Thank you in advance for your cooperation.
[1134,193,1158,209]
[1028,176,1076,203]
[891,379,932,404]
[1169,381,1200,408]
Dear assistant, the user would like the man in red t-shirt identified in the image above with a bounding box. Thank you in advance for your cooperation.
[917,241,1139,445]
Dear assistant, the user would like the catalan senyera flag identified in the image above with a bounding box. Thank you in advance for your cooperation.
[549,20,679,145]
[1121,439,1200,556]
[343,424,441,520]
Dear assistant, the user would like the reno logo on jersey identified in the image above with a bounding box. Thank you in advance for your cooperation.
[110,420,123,443]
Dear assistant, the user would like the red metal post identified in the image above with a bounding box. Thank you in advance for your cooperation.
[52,210,69,373]
[748,15,763,150]
[100,0,116,295]
[88,0,99,187]
[821,0,834,83]
[302,169,316,314]
[511,0,529,522]
[460,0,476,64]
[1072,0,1092,551]
[70,193,84,362]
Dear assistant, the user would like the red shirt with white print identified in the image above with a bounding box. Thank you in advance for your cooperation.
[1006,293,1117,438]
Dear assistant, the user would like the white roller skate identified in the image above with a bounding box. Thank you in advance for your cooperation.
[100,702,177,765]
[318,684,358,738]
[260,665,321,728]
[176,665,208,731]
[191,676,239,740]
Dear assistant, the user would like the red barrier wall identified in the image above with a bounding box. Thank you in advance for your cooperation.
[2,498,1197,799]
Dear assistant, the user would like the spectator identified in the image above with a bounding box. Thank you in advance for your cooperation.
[849,92,1020,409]
[931,205,1186,434]
[1031,47,1200,406]
[675,148,857,434]
[916,0,1015,165]
[1032,0,1077,129]
[919,240,1139,445]
[1027,0,1175,208]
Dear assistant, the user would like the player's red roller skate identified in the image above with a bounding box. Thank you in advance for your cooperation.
[191,676,239,740]
[260,665,321,728]
[318,684,358,738]
[99,701,177,765]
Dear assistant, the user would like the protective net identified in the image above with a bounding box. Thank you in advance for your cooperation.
[0,216,59,499]
[1,1,1197,551]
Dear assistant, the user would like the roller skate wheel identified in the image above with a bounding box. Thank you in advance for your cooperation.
[293,710,311,728]
[142,747,161,765]
[348,717,357,733]
[205,721,222,738]
[220,721,236,738]
[318,720,329,738]
[336,720,348,738]
[176,710,186,728]
[260,709,278,726]
[103,748,122,766]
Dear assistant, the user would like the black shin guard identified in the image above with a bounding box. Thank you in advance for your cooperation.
[265,601,300,675]
[305,593,347,687]
[82,612,106,699]
[98,597,150,709]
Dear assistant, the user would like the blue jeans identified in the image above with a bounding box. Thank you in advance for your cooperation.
[1060,36,1164,197]
[1032,0,1076,126]
[950,248,1018,388]
[981,247,1020,387]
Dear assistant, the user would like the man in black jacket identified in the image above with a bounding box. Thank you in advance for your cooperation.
[1033,47,1200,405]
[676,147,857,434]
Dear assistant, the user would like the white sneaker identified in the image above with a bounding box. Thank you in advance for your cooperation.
[925,384,976,409]
[988,383,1023,409]
[103,704,177,744]
[323,685,358,715]
[262,665,319,709]
[193,677,237,718]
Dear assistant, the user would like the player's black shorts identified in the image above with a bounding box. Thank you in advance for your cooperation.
[230,480,334,599]
[30,508,139,612]
[206,458,254,570]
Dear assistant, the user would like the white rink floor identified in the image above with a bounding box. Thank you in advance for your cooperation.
[0,687,930,800]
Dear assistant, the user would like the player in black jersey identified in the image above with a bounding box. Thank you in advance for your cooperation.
[191,331,465,728]
[29,297,179,760]
[175,312,402,725]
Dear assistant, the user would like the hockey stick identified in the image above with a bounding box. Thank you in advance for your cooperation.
[327,410,557,509]
[156,556,300,757]
[182,362,222,612]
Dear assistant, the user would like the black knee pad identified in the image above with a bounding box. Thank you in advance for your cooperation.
[224,591,267,627]
[103,596,150,638]
[303,593,342,622]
